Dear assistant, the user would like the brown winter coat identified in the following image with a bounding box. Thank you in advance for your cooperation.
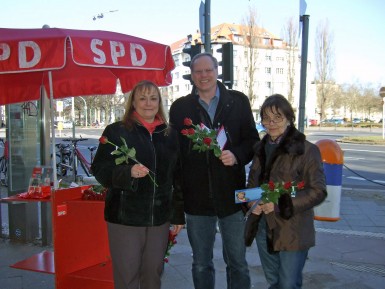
[247,126,327,251]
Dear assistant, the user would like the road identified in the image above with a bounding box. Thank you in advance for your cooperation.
[306,128,385,191]
[59,126,385,193]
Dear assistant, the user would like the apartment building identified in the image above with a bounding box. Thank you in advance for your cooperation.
[162,23,317,123]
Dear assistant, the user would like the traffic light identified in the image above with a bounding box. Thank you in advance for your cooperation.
[182,44,201,82]
[217,42,234,89]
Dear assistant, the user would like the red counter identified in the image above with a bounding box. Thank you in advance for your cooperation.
[1,186,113,289]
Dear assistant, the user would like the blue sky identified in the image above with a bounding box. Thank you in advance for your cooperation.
[2,0,384,86]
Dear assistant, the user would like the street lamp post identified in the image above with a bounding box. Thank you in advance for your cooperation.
[79,96,88,127]
[380,87,385,139]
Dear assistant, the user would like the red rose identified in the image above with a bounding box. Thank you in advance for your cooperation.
[268,181,275,190]
[203,137,212,146]
[99,136,108,144]
[184,118,193,126]
[181,129,189,135]
[284,181,292,190]
[297,181,305,190]
[187,128,195,135]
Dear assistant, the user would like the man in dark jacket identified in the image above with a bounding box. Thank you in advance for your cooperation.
[169,53,259,289]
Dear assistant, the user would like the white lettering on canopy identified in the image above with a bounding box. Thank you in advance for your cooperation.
[130,44,146,66]
[91,39,147,66]
[91,39,146,67]
[91,39,106,64]
[0,39,150,69]
[0,43,11,61]
[110,41,125,65]
[19,41,41,68]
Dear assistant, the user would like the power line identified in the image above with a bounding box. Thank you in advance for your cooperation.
[92,10,119,21]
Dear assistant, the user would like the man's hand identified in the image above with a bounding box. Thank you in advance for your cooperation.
[219,150,237,166]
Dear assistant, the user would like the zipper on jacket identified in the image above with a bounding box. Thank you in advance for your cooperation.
[136,123,158,226]
[119,190,124,221]
[149,133,157,226]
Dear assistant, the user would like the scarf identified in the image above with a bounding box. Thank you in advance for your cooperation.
[133,111,164,134]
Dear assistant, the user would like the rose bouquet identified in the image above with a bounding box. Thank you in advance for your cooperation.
[244,180,304,247]
[82,185,107,201]
[99,136,157,186]
[260,180,305,204]
[181,117,222,158]
[163,229,178,263]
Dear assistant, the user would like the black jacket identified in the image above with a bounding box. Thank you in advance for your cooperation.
[169,81,259,218]
[91,121,185,227]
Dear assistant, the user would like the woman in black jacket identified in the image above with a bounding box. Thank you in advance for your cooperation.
[91,80,185,289]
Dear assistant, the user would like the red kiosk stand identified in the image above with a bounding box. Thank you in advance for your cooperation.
[2,186,114,289]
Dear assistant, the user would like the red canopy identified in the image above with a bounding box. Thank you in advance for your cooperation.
[0,28,175,104]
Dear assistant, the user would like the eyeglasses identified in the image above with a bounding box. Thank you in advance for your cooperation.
[192,68,215,75]
[262,114,285,125]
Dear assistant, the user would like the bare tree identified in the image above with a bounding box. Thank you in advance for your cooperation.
[241,6,261,106]
[314,19,335,120]
[362,86,382,119]
[281,17,299,105]
[342,83,361,121]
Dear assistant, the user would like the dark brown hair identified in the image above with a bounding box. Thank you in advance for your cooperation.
[260,94,295,126]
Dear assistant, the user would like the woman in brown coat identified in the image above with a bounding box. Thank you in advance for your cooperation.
[247,94,327,289]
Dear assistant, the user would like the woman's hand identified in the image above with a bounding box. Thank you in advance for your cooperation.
[170,224,184,235]
[131,164,149,178]
[261,202,275,214]
[248,201,263,215]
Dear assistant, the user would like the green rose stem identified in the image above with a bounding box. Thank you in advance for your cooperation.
[99,136,158,187]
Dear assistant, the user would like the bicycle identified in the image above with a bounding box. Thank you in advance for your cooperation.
[0,138,8,187]
[56,137,97,179]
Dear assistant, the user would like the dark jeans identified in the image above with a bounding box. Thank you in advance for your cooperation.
[186,211,251,289]
[256,216,308,289]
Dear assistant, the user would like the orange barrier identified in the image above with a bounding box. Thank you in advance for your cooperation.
[314,139,344,222]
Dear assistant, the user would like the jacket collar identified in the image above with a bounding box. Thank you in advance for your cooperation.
[190,81,234,128]
[255,126,306,183]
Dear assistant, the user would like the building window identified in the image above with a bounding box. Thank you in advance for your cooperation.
[174,85,179,92]
[175,72,179,79]
[263,38,270,45]
[265,67,271,74]
[265,82,271,88]
[276,68,284,74]
[265,55,271,61]
[276,56,284,61]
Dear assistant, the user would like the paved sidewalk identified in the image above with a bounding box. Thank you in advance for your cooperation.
[1,187,385,289]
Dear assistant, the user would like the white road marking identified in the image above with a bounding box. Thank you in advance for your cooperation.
[346,176,385,184]
[343,148,385,154]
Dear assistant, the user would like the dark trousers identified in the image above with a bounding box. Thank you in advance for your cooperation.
[107,221,170,289]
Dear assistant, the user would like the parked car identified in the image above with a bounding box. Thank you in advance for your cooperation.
[309,119,319,126]
[256,123,266,138]
[321,118,344,125]
[352,118,361,124]
[332,118,344,125]
[62,121,73,129]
